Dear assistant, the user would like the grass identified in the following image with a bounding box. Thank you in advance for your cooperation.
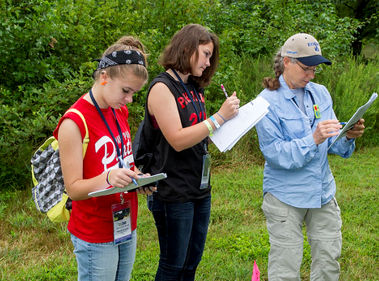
[0,147,378,280]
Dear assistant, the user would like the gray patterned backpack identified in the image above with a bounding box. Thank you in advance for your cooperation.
[31,108,89,222]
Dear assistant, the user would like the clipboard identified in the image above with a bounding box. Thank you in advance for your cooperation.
[88,173,167,197]
[328,92,377,150]
[210,96,270,152]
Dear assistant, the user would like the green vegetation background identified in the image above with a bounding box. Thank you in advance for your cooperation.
[1,0,379,189]
[1,0,379,280]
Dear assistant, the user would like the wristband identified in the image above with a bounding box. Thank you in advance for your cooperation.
[216,112,226,123]
[203,120,213,136]
[106,170,112,186]
[209,115,220,129]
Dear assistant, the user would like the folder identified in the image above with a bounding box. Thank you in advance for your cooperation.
[88,173,167,197]
[328,92,377,150]
[211,96,270,152]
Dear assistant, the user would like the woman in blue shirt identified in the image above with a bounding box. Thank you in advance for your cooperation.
[255,33,365,281]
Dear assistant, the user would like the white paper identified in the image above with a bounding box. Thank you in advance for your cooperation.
[328,92,378,150]
[88,173,167,197]
[210,96,270,152]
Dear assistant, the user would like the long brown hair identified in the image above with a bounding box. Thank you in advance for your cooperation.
[160,24,219,88]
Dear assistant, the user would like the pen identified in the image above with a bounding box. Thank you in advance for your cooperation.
[118,156,138,186]
[221,84,229,98]
[130,176,138,186]
[340,122,347,125]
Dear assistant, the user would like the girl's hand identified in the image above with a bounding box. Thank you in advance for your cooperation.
[136,185,157,195]
[135,173,157,195]
[218,92,240,121]
[108,168,138,188]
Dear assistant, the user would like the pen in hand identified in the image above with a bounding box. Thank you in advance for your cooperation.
[340,122,356,131]
[221,84,229,98]
[118,156,138,186]
[130,177,138,186]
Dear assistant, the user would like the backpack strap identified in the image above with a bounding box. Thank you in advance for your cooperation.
[65,108,89,158]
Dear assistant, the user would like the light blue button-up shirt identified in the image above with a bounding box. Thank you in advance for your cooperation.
[255,75,355,208]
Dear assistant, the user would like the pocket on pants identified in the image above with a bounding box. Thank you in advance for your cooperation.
[261,193,291,240]
[315,197,342,236]
[332,197,342,232]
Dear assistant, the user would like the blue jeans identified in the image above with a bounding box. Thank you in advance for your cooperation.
[152,195,211,281]
[70,230,137,281]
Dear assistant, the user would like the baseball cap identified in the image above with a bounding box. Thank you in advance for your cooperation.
[281,33,331,66]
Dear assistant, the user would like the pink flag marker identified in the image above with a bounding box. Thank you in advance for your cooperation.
[251,260,260,281]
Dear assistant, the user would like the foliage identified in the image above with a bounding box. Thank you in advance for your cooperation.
[1,0,379,189]
[333,0,379,55]
[1,1,378,280]
[1,147,378,280]
[0,70,93,190]
[317,55,379,147]
[212,0,360,59]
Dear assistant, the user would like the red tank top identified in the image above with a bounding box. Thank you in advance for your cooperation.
[54,95,138,243]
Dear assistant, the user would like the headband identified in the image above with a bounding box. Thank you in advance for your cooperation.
[95,50,146,71]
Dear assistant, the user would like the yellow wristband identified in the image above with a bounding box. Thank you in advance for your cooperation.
[203,120,213,136]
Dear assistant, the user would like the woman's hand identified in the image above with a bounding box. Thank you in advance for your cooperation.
[346,118,365,140]
[313,119,342,145]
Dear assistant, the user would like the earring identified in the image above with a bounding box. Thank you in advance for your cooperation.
[101,81,108,85]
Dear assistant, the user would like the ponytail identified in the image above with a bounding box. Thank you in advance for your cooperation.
[262,50,284,91]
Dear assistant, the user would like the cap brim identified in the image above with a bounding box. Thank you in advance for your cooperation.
[297,55,332,66]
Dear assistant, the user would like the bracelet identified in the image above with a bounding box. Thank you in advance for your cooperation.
[216,112,226,123]
[209,115,220,129]
[106,170,112,186]
[203,120,213,136]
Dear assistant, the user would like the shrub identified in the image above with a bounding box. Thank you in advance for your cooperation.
[1,0,379,191]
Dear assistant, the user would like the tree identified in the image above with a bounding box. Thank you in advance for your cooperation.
[333,0,379,56]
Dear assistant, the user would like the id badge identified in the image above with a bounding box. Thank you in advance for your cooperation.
[200,154,211,189]
[313,104,321,119]
[112,201,132,245]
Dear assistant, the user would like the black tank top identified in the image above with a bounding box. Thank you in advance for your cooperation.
[146,72,211,203]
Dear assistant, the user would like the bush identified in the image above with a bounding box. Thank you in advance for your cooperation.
[0,70,93,189]
[1,0,379,191]
[318,55,379,148]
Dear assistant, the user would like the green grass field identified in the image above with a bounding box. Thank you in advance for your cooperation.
[1,146,378,280]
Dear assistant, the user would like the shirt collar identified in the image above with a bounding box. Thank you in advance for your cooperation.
[279,74,313,100]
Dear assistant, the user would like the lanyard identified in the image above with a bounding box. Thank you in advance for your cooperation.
[292,90,318,128]
[89,89,124,168]
[171,69,205,122]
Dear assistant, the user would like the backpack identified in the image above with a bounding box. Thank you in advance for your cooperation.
[132,118,160,173]
[31,108,89,223]
[132,87,161,174]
